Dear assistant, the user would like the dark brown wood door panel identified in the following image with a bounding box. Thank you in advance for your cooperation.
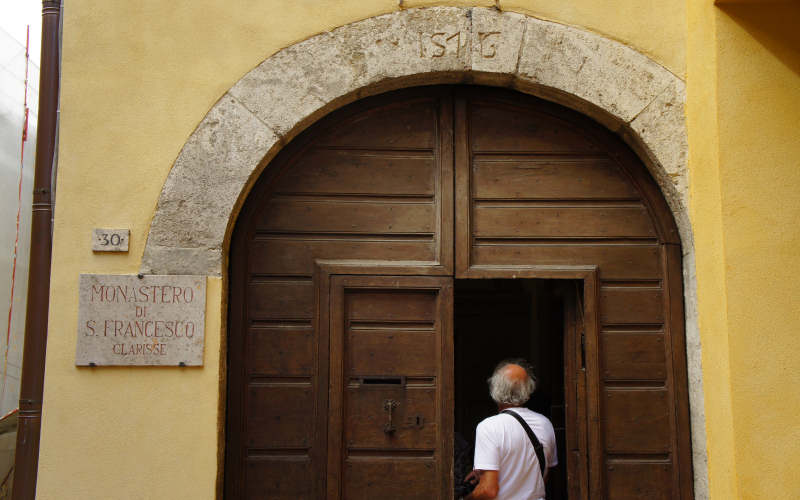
[226,86,693,499]
[226,88,455,500]
[453,87,692,499]
[324,275,454,500]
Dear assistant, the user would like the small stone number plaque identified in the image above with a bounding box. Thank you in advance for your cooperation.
[76,274,206,366]
[92,228,130,252]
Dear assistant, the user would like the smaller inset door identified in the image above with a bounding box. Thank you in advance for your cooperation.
[323,275,454,500]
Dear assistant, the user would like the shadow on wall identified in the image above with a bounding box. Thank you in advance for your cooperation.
[718,3,800,77]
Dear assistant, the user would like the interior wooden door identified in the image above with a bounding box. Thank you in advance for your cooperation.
[324,275,453,500]
[564,284,590,500]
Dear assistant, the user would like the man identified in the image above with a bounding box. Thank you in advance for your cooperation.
[465,359,558,500]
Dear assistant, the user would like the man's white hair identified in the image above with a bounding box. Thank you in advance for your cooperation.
[487,359,537,406]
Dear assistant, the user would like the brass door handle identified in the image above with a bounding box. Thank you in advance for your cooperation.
[383,399,399,434]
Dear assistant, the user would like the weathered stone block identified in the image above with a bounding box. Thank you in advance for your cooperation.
[332,7,471,90]
[230,33,355,138]
[141,246,221,276]
[631,80,688,211]
[145,93,277,274]
[470,8,526,78]
[517,17,674,123]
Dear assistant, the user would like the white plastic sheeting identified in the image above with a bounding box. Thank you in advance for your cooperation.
[0,26,38,416]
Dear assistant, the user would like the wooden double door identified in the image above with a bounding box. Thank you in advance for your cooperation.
[226,86,693,499]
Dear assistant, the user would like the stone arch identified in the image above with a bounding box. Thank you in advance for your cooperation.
[139,7,705,497]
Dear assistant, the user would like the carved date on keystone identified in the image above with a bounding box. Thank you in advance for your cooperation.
[478,32,501,59]
[417,31,503,59]
[418,31,463,58]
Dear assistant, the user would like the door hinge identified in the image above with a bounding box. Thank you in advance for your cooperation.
[580,331,586,370]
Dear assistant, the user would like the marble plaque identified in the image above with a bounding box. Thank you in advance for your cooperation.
[76,274,206,366]
[92,228,130,252]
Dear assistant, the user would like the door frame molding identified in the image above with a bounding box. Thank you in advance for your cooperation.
[140,6,705,496]
[456,265,603,498]
[315,261,602,498]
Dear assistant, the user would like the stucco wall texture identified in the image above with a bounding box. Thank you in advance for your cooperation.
[709,4,800,499]
[34,0,800,499]
[685,2,800,499]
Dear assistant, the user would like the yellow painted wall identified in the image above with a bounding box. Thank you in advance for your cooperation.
[687,1,800,498]
[714,4,800,498]
[40,3,686,498]
[685,1,740,497]
[36,0,800,498]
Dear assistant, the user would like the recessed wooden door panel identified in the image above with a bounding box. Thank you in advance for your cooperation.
[472,157,640,200]
[467,102,603,153]
[314,101,437,149]
[248,239,436,276]
[346,387,438,449]
[246,459,313,500]
[273,151,436,196]
[246,384,315,448]
[602,388,672,453]
[472,205,657,239]
[344,461,437,500]
[246,280,314,320]
[246,326,315,376]
[325,275,453,500]
[257,199,436,234]
[348,329,437,376]
[472,244,662,280]
[601,332,667,380]
[600,287,665,325]
[605,462,673,500]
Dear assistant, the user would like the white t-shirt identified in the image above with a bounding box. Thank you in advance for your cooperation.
[473,408,558,500]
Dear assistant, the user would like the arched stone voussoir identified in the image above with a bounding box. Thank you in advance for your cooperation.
[515,15,677,125]
[142,6,690,277]
[140,93,279,275]
[227,7,474,140]
[628,79,690,248]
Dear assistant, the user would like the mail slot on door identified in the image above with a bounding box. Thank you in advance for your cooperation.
[346,376,436,448]
[360,376,406,387]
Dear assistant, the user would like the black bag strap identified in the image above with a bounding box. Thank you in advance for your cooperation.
[501,409,546,478]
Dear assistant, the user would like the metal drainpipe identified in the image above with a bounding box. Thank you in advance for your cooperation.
[12,1,61,498]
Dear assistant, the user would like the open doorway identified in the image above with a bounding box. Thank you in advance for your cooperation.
[455,279,577,499]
